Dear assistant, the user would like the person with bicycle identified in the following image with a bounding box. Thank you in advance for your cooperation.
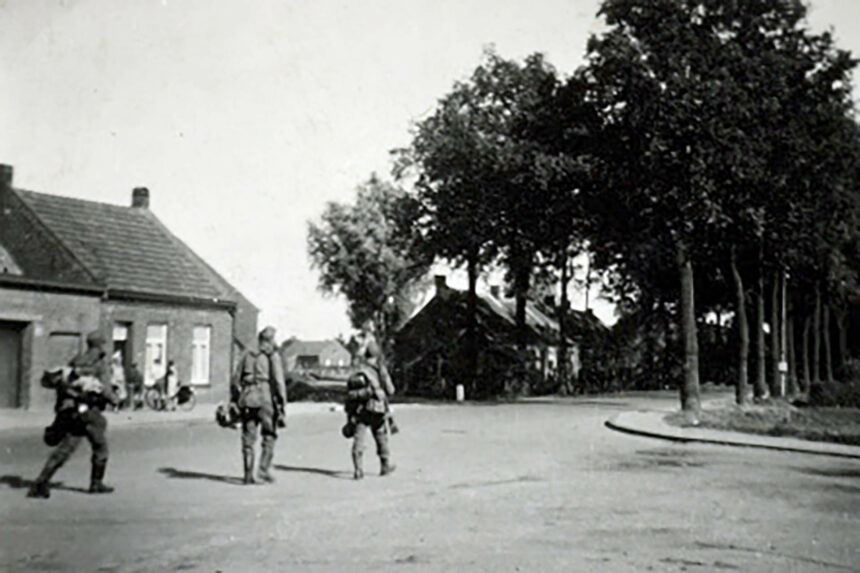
[163,361,179,411]
[143,362,195,411]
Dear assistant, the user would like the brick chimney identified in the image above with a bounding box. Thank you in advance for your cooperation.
[434,274,447,295]
[0,164,13,188]
[132,187,150,208]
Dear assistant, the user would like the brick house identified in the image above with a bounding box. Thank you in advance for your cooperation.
[0,164,257,410]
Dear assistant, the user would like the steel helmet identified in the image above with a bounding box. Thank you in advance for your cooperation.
[215,402,240,428]
[341,420,356,439]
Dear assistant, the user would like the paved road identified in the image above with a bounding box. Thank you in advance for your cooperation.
[1,396,857,572]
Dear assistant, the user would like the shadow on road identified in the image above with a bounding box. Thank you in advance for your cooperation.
[158,467,244,485]
[795,466,860,479]
[0,474,89,494]
[274,464,352,480]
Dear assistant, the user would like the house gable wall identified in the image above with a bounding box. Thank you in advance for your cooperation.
[0,188,95,285]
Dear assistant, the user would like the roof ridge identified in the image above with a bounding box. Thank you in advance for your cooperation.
[16,187,136,212]
[13,186,239,303]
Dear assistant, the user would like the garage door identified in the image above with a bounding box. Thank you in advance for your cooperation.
[0,322,23,408]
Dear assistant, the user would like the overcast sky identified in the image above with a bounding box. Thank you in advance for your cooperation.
[1,0,858,341]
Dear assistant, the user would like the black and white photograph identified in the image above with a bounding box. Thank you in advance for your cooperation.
[1,0,859,570]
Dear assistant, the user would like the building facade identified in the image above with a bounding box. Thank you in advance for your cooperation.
[394,275,588,398]
[0,164,257,410]
[280,339,352,377]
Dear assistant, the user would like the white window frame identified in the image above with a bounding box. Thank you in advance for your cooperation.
[144,324,168,386]
[191,325,211,385]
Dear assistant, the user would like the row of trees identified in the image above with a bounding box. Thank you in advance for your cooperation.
[309,0,859,418]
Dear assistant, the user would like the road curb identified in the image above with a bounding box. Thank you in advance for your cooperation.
[605,412,860,460]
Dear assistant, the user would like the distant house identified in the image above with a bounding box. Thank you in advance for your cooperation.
[281,339,352,374]
[0,164,257,410]
[394,275,597,398]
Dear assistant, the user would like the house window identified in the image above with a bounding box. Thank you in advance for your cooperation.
[191,326,211,385]
[144,324,168,386]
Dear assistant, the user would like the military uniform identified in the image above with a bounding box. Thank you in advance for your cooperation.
[346,361,396,479]
[28,332,119,499]
[232,327,286,484]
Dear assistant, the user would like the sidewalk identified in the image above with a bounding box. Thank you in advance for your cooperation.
[606,407,860,460]
[0,402,344,434]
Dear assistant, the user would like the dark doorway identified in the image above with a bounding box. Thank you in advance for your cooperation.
[0,321,25,408]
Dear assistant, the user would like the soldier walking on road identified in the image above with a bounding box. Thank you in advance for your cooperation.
[345,340,396,480]
[231,326,286,485]
[28,331,119,499]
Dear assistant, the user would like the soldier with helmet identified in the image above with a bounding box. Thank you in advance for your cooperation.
[344,338,396,479]
[28,330,119,499]
[231,326,286,485]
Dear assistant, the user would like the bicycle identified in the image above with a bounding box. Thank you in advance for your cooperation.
[144,385,196,411]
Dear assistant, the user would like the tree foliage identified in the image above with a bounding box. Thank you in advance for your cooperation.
[307,175,431,346]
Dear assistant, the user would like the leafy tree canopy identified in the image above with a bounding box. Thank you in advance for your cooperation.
[307,175,432,342]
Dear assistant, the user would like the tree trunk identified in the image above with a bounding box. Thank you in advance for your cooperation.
[754,260,769,400]
[584,252,592,312]
[466,253,479,396]
[823,298,833,383]
[813,283,821,383]
[780,271,788,397]
[512,248,531,354]
[787,310,798,396]
[558,253,570,394]
[801,315,811,393]
[730,248,749,405]
[770,270,781,397]
[836,308,848,378]
[515,285,528,352]
[677,243,701,420]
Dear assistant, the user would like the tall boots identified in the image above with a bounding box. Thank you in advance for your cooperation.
[380,456,396,476]
[88,461,114,494]
[352,451,364,480]
[243,450,258,485]
[27,452,67,498]
[258,441,275,483]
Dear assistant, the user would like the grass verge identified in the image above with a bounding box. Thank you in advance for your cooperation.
[665,400,860,446]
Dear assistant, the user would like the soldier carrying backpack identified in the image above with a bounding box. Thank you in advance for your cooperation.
[230,326,286,485]
[343,339,396,480]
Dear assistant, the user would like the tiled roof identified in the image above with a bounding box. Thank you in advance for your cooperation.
[281,339,348,358]
[14,188,233,302]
